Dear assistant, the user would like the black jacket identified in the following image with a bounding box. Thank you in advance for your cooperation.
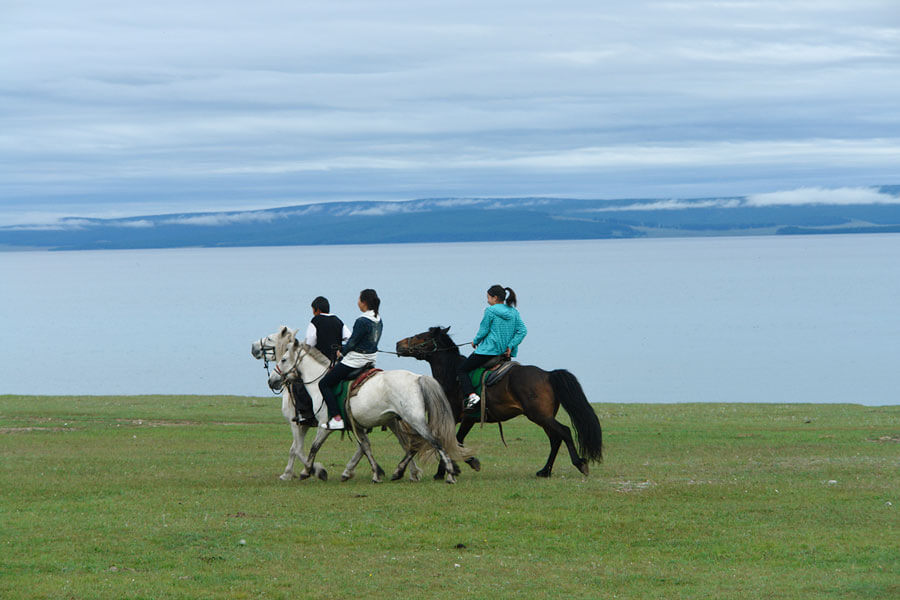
[342,312,383,355]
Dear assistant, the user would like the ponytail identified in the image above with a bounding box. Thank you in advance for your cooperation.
[487,284,518,307]
[360,288,380,317]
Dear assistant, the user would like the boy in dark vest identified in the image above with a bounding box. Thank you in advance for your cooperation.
[290,296,350,425]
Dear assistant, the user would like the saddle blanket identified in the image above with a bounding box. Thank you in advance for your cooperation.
[333,368,382,421]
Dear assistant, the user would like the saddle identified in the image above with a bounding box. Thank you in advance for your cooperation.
[468,356,519,390]
[332,364,381,421]
[347,365,381,399]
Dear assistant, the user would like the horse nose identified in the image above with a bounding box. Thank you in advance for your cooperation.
[267,372,282,390]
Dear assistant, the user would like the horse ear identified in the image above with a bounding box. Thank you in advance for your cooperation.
[279,325,288,334]
[442,326,451,333]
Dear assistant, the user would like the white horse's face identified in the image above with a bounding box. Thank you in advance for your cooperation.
[267,338,303,390]
[251,326,296,360]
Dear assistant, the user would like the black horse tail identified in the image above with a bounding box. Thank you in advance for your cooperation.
[549,370,603,463]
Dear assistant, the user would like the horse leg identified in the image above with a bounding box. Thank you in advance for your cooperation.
[281,423,327,481]
[407,419,456,484]
[457,419,481,472]
[385,419,421,481]
[435,418,478,480]
[554,419,590,476]
[537,420,588,477]
[353,429,385,483]
[299,428,332,481]
[436,445,458,484]
[536,423,564,478]
[390,449,418,481]
[340,445,366,482]
[408,457,423,482]
[280,421,303,480]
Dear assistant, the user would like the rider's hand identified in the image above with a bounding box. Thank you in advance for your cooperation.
[504,348,511,358]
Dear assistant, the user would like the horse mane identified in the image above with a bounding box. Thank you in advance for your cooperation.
[429,326,461,355]
[300,342,331,367]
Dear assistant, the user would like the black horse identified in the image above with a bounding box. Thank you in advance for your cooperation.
[396,326,603,477]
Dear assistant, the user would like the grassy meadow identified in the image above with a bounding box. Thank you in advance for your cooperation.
[0,395,897,599]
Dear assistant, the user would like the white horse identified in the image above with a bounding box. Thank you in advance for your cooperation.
[269,336,470,484]
[250,326,423,482]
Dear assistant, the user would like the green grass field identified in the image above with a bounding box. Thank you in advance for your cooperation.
[1,396,897,599]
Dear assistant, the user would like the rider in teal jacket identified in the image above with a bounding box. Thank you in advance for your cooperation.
[458,285,527,410]
[473,302,527,357]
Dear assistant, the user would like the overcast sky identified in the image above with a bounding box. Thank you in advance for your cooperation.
[2,0,899,225]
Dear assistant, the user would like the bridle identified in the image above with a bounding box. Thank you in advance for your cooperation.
[257,338,282,394]
[273,345,328,387]
[393,335,467,356]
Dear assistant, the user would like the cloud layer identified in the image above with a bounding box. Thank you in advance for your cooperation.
[1,1,899,224]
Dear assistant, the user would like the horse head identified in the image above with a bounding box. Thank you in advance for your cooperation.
[395,326,452,359]
[251,325,297,360]
[267,337,305,391]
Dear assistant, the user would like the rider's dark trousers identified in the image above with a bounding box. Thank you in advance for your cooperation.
[319,362,356,419]
[456,353,497,397]
[290,382,314,421]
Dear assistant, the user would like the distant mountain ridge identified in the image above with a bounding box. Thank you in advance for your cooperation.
[3,186,900,250]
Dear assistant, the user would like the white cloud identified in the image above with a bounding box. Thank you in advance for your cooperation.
[343,204,421,217]
[745,187,900,207]
[161,212,279,227]
[114,219,155,228]
[459,139,900,171]
[587,199,742,212]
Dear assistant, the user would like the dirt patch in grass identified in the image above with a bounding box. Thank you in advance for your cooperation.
[870,435,900,443]
[0,427,74,434]
[113,418,264,427]
[614,480,655,493]
[116,419,201,427]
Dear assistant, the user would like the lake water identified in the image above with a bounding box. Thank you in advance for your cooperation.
[2,235,898,405]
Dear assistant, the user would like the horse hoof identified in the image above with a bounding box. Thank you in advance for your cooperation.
[445,475,457,484]
[279,473,293,481]
[390,471,403,481]
[298,471,312,480]
[371,478,383,484]
[317,468,328,481]
[466,457,481,472]
[433,472,444,481]
[536,469,552,478]
[409,471,421,483]
[341,473,353,482]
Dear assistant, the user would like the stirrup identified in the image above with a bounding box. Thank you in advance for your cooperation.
[465,393,480,410]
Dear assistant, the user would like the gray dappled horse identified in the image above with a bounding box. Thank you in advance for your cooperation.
[250,326,423,482]
[268,336,471,483]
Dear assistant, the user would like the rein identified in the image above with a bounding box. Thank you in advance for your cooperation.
[387,337,467,356]
[259,339,282,395]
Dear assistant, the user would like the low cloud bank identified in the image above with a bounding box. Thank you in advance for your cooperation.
[745,187,900,207]
[587,187,899,212]
[588,198,742,212]
[4,187,899,232]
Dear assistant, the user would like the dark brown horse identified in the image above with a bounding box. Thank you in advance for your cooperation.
[396,326,603,477]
